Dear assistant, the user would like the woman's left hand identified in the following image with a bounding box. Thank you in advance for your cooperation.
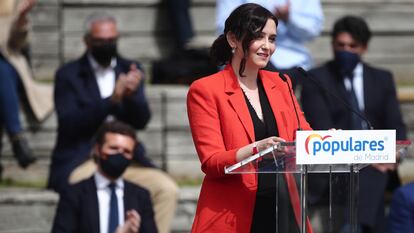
[256,136,286,152]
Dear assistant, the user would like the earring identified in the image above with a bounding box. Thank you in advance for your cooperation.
[231,47,235,54]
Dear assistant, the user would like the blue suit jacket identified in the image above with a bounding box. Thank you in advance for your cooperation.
[48,54,153,193]
[301,61,407,230]
[388,182,414,233]
[51,176,158,233]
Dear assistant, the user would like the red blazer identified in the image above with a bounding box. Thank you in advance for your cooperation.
[187,65,311,233]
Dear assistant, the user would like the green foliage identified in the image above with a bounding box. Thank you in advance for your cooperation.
[0,178,46,188]
[175,176,203,186]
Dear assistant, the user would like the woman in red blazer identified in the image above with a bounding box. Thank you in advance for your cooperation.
[187,3,312,233]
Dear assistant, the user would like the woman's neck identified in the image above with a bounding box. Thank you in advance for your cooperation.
[231,58,259,89]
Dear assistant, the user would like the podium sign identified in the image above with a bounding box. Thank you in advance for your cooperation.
[224,131,409,233]
[296,130,396,165]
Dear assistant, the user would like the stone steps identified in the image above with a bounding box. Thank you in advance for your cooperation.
[3,163,414,233]
[30,0,414,83]
[1,85,204,183]
[0,186,200,233]
[2,85,414,184]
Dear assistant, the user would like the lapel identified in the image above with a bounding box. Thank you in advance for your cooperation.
[123,181,134,212]
[87,177,100,233]
[362,63,373,112]
[328,62,349,105]
[223,66,293,140]
[78,54,102,103]
[260,70,289,138]
[224,65,255,142]
[77,54,127,102]
[114,57,126,79]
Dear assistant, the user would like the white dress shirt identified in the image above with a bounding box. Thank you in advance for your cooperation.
[94,172,125,233]
[88,53,117,99]
[343,63,367,129]
[343,63,364,111]
[88,54,117,121]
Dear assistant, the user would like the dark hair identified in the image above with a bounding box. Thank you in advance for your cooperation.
[94,120,137,147]
[332,15,372,46]
[210,3,278,76]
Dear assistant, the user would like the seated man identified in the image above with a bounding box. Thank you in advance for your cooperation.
[388,182,414,233]
[52,121,158,233]
[0,0,53,174]
[48,12,177,233]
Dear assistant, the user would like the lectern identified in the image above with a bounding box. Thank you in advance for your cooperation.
[224,139,410,233]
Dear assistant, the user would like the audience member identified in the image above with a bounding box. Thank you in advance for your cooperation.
[388,182,414,233]
[164,0,194,50]
[216,0,324,86]
[151,0,216,85]
[48,12,177,233]
[52,121,158,233]
[301,15,407,233]
[0,0,53,175]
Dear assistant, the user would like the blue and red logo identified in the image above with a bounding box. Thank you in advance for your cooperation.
[305,133,385,156]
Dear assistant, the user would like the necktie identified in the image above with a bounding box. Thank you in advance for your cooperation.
[108,183,118,233]
[346,75,363,130]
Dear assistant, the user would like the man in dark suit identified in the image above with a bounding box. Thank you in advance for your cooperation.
[48,12,177,233]
[52,121,158,233]
[388,182,414,233]
[301,16,407,233]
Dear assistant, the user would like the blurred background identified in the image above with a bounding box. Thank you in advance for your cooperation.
[1,0,414,232]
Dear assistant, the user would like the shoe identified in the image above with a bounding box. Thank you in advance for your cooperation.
[10,134,36,169]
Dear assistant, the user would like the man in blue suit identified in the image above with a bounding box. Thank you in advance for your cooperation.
[48,12,177,233]
[301,16,407,233]
[388,182,414,233]
[52,121,158,233]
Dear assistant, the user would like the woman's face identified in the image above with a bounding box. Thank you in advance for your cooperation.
[237,19,277,69]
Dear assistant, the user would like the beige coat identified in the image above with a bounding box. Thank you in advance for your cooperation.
[0,0,53,122]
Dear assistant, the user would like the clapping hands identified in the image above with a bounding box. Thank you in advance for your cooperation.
[116,209,141,233]
[111,63,143,103]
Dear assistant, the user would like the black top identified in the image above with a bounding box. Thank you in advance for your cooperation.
[244,78,299,233]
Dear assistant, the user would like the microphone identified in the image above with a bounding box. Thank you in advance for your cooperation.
[279,73,302,131]
[296,67,373,130]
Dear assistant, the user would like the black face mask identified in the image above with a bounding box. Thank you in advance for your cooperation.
[99,152,131,179]
[334,50,360,76]
[90,42,117,67]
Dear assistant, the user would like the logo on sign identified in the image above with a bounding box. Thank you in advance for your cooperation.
[305,133,385,156]
[296,130,395,165]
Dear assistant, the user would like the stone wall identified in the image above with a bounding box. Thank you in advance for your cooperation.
[2,1,414,232]
[310,0,414,83]
[30,0,217,80]
[0,187,200,233]
[29,0,414,83]
[2,85,414,184]
[1,85,202,182]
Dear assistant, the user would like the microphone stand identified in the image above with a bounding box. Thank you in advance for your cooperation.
[279,72,308,232]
